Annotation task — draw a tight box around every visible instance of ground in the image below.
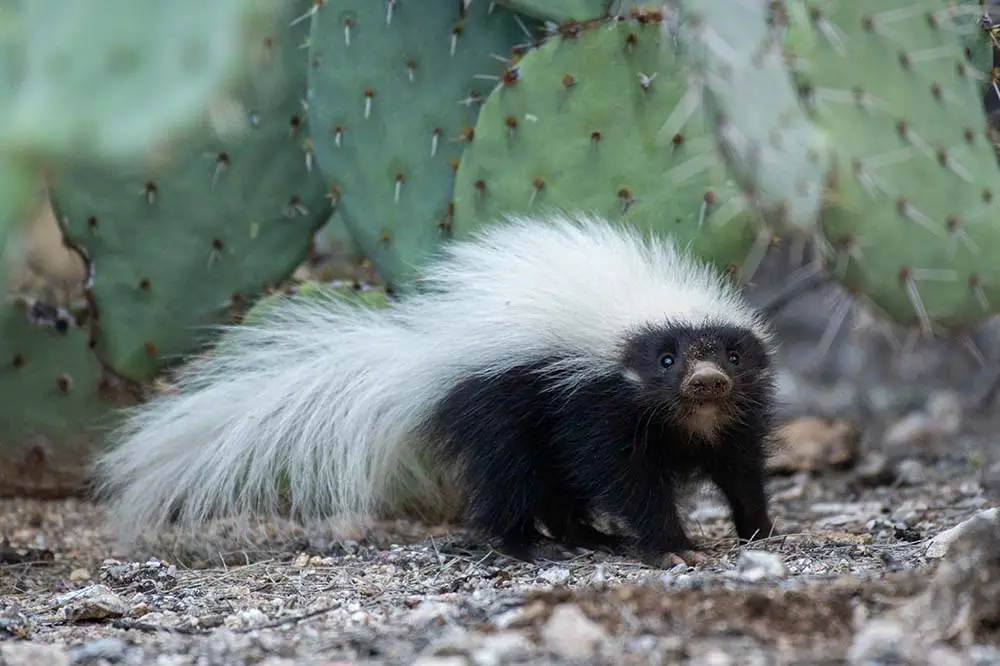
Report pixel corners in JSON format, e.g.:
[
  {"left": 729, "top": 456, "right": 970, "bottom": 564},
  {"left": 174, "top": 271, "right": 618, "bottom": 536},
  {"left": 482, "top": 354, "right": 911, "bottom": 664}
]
[{"left": 2, "top": 443, "right": 999, "bottom": 665}]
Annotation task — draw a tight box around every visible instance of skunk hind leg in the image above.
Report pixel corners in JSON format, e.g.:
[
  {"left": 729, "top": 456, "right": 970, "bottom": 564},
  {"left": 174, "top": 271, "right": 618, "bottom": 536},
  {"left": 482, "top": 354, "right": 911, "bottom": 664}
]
[{"left": 455, "top": 438, "right": 550, "bottom": 562}]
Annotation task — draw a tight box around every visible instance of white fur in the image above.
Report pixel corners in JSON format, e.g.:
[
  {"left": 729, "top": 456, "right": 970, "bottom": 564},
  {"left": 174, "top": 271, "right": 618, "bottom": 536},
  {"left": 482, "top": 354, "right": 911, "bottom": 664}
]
[{"left": 92, "top": 210, "right": 772, "bottom": 542}]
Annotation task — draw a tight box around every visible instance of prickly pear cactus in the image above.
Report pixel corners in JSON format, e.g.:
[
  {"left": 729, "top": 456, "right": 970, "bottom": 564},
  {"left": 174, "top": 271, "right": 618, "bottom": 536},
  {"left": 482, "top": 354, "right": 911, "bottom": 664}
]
[
  {"left": 670, "top": 0, "right": 831, "bottom": 236},
  {"left": 785, "top": 0, "right": 1000, "bottom": 332},
  {"left": 495, "top": 0, "right": 617, "bottom": 23},
  {"left": 1, "top": 0, "right": 281, "bottom": 163},
  {"left": 50, "top": 1, "right": 331, "bottom": 382},
  {"left": 306, "top": 0, "right": 542, "bottom": 289},
  {"left": 0, "top": 296, "right": 132, "bottom": 497},
  {"left": 452, "top": 13, "right": 762, "bottom": 275}
]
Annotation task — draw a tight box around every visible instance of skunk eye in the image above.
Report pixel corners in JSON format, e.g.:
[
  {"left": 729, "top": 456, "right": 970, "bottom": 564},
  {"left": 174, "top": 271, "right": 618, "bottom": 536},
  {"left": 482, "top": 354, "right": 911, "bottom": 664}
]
[
  {"left": 659, "top": 353, "right": 675, "bottom": 368},
  {"left": 727, "top": 351, "right": 740, "bottom": 365}
]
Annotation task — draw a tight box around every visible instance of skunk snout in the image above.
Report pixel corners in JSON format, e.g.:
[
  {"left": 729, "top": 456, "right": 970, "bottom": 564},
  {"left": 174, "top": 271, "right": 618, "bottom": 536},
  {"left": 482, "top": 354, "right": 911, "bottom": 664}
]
[{"left": 681, "top": 361, "right": 732, "bottom": 400}]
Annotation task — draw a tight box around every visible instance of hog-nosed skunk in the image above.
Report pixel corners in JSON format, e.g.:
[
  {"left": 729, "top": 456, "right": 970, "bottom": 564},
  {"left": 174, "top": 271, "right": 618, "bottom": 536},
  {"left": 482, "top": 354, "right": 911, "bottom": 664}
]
[{"left": 92, "top": 211, "right": 779, "bottom": 565}]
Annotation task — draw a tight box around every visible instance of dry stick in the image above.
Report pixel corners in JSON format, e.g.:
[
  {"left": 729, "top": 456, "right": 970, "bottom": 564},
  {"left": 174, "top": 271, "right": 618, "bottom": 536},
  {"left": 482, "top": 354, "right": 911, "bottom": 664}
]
[{"left": 757, "top": 269, "right": 831, "bottom": 317}]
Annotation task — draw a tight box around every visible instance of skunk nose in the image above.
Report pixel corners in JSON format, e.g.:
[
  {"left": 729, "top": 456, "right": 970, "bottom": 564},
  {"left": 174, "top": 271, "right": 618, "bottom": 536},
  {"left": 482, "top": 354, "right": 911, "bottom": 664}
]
[{"left": 683, "top": 362, "right": 732, "bottom": 399}]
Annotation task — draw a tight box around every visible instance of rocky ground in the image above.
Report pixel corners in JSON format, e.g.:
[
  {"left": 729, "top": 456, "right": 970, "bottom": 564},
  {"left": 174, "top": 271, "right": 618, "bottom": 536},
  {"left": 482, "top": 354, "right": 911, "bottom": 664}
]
[{"left": 2, "top": 442, "right": 1000, "bottom": 665}]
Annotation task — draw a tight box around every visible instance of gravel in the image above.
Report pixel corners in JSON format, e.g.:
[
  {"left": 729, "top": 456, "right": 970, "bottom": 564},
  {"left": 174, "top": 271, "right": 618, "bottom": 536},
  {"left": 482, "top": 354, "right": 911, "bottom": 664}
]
[{"left": 2, "top": 447, "right": 999, "bottom": 665}]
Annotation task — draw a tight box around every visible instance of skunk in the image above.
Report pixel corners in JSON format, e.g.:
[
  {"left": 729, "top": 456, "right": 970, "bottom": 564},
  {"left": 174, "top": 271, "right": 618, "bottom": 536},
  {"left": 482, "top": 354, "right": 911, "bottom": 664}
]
[{"left": 92, "top": 211, "right": 779, "bottom": 565}]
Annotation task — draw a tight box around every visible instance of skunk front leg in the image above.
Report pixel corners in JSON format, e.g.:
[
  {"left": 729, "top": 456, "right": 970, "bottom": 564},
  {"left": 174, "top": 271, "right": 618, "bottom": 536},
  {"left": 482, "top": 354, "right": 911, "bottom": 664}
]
[{"left": 704, "top": 440, "right": 774, "bottom": 543}]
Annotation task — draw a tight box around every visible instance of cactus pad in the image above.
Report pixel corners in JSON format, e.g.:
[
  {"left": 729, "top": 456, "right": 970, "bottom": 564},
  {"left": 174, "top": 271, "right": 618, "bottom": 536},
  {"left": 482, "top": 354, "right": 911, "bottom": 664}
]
[
  {"left": 786, "top": 0, "right": 1000, "bottom": 332},
  {"left": 0, "top": 296, "right": 131, "bottom": 497},
  {"left": 2, "top": 0, "right": 280, "bottom": 163},
  {"left": 671, "top": 0, "right": 831, "bottom": 236},
  {"left": 51, "top": 3, "right": 331, "bottom": 381},
  {"left": 306, "top": 0, "right": 541, "bottom": 288},
  {"left": 452, "top": 14, "right": 762, "bottom": 275}
]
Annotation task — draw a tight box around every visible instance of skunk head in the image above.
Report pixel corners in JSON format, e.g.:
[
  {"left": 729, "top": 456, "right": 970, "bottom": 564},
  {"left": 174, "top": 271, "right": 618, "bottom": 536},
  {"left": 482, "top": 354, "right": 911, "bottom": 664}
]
[{"left": 621, "top": 320, "right": 776, "bottom": 440}]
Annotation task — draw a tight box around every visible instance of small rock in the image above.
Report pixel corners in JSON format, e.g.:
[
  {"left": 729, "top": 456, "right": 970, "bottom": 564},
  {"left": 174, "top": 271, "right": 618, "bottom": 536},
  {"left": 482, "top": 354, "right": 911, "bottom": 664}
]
[
  {"left": 495, "top": 600, "right": 547, "bottom": 629},
  {"left": 847, "top": 619, "right": 913, "bottom": 665},
  {"left": 54, "top": 584, "right": 127, "bottom": 622},
  {"left": 591, "top": 564, "right": 607, "bottom": 588},
  {"left": 412, "top": 657, "right": 469, "bottom": 666},
  {"left": 926, "top": 508, "right": 1000, "bottom": 559},
  {"left": 768, "top": 417, "right": 861, "bottom": 473},
  {"left": 697, "top": 649, "right": 736, "bottom": 666},
  {"left": 195, "top": 614, "right": 224, "bottom": 629},
  {"left": 733, "top": 550, "right": 788, "bottom": 582},
  {"left": 407, "top": 601, "right": 453, "bottom": 628},
  {"left": 883, "top": 391, "right": 962, "bottom": 455},
  {"left": 537, "top": 566, "right": 570, "bottom": 585},
  {"left": 894, "top": 459, "right": 926, "bottom": 486},
  {"left": 969, "top": 646, "right": 1000, "bottom": 665},
  {"left": 926, "top": 391, "right": 962, "bottom": 436},
  {"left": 129, "top": 602, "right": 153, "bottom": 618},
  {"left": 470, "top": 632, "right": 533, "bottom": 666},
  {"left": 69, "top": 568, "right": 91, "bottom": 582},
  {"left": 224, "top": 608, "right": 268, "bottom": 630},
  {"left": 541, "top": 604, "right": 607, "bottom": 660},
  {"left": 923, "top": 645, "right": 968, "bottom": 666},
  {"left": 848, "top": 620, "right": 966, "bottom": 666},
  {"left": 0, "top": 643, "right": 70, "bottom": 666},
  {"left": 68, "top": 637, "right": 127, "bottom": 664},
  {"left": 854, "top": 452, "right": 894, "bottom": 487},
  {"left": 814, "top": 514, "right": 855, "bottom": 528},
  {"left": 883, "top": 413, "right": 933, "bottom": 450}
]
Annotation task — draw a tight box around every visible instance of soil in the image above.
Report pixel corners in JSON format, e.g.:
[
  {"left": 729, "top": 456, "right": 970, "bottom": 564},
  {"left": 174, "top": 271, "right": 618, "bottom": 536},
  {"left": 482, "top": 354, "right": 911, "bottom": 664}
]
[{"left": 1, "top": 449, "right": 998, "bottom": 665}]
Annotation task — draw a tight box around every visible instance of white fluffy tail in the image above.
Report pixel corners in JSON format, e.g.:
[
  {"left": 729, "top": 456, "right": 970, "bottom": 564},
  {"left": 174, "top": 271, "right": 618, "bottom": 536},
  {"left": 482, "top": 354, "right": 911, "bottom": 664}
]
[
  {"left": 94, "top": 210, "right": 768, "bottom": 542},
  {"left": 92, "top": 290, "right": 455, "bottom": 541}
]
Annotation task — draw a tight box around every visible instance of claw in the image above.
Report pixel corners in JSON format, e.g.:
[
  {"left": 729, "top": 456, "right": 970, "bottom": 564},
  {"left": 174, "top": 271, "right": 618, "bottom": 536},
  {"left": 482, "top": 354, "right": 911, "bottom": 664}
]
[
  {"left": 671, "top": 550, "right": 708, "bottom": 567},
  {"left": 644, "top": 549, "right": 708, "bottom": 569}
]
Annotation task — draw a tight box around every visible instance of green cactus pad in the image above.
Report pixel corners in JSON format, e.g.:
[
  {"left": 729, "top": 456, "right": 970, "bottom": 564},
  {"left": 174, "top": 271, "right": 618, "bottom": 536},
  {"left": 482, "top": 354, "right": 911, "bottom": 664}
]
[
  {"left": 51, "top": 2, "right": 331, "bottom": 381},
  {"left": 786, "top": 0, "right": 1000, "bottom": 331},
  {"left": 495, "top": 0, "right": 617, "bottom": 24},
  {"left": 670, "top": 0, "right": 831, "bottom": 237},
  {"left": 306, "top": 0, "right": 542, "bottom": 289},
  {"left": 452, "top": 15, "right": 762, "bottom": 275},
  {"left": 2, "top": 0, "right": 280, "bottom": 163},
  {"left": 0, "top": 296, "right": 130, "bottom": 497}
]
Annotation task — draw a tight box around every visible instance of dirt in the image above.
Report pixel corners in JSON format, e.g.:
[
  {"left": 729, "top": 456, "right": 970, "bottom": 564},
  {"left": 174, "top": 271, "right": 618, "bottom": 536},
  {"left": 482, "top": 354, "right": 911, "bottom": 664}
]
[{"left": 1, "top": 448, "right": 998, "bottom": 665}]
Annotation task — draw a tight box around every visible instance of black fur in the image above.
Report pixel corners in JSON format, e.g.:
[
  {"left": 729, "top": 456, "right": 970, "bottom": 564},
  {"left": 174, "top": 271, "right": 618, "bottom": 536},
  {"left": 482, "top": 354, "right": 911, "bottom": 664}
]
[{"left": 422, "top": 322, "right": 778, "bottom": 564}]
